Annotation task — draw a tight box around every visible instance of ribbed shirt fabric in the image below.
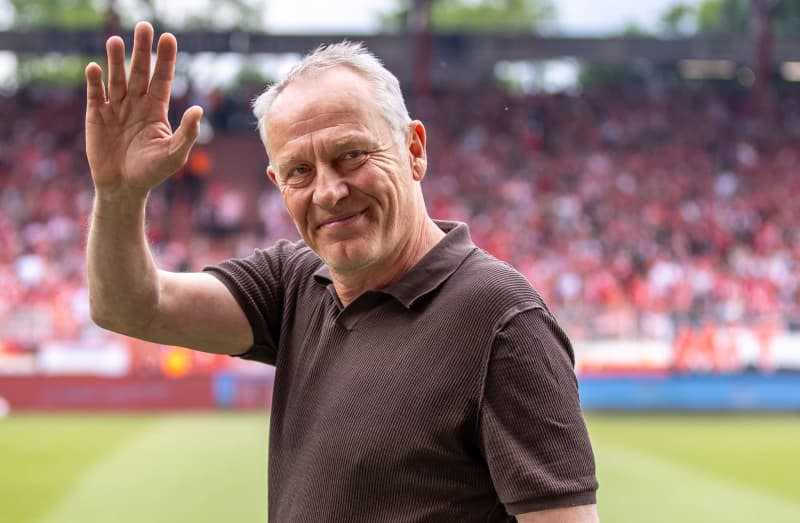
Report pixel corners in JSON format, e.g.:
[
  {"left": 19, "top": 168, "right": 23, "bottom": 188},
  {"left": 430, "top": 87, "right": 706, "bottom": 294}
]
[{"left": 205, "top": 220, "right": 597, "bottom": 522}]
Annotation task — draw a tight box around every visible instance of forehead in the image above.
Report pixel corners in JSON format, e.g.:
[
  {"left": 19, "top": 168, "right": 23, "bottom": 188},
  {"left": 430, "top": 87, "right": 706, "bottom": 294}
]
[{"left": 266, "top": 67, "right": 389, "bottom": 154}]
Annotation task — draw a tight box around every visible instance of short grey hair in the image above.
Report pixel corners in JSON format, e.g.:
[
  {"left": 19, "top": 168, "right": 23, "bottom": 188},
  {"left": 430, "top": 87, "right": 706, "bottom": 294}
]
[{"left": 252, "top": 41, "right": 412, "bottom": 157}]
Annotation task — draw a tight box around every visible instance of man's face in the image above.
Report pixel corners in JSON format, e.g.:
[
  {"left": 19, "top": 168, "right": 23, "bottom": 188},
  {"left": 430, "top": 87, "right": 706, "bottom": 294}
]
[{"left": 265, "top": 67, "right": 424, "bottom": 275}]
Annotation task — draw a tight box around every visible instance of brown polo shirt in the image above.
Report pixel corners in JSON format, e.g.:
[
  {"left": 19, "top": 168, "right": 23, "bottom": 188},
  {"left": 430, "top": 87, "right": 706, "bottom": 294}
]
[{"left": 205, "top": 220, "right": 597, "bottom": 522}]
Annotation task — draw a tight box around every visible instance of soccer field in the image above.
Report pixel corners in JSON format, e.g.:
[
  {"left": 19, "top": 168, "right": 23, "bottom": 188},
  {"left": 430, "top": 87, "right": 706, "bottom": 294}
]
[{"left": 1, "top": 413, "right": 798, "bottom": 522}]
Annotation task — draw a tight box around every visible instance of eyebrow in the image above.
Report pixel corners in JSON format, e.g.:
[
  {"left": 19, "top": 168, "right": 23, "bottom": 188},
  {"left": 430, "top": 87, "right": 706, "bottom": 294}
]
[
  {"left": 276, "top": 133, "right": 378, "bottom": 172},
  {"left": 277, "top": 155, "right": 308, "bottom": 170},
  {"left": 330, "top": 133, "right": 377, "bottom": 152}
]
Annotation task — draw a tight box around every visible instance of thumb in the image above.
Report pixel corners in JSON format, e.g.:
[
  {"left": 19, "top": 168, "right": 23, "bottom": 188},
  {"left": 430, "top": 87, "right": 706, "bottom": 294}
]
[{"left": 170, "top": 105, "right": 204, "bottom": 163}]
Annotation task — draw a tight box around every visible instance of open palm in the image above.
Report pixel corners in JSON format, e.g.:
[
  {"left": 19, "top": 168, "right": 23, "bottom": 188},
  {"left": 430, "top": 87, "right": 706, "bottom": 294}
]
[{"left": 85, "top": 22, "right": 202, "bottom": 196}]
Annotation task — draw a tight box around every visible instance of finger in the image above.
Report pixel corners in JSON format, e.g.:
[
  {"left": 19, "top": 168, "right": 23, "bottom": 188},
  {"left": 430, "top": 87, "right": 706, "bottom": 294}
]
[
  {"left": 85, "top": 62, "right": 107, "bottom": 108},
  {"left": 128, "top": 21, "right": 154, "bottom": 97},
  {"left": 149, "top": 32, "right": 177, "bottom": 104},
  {"left": 170, "top": 106, "right": 204, "bottom": 164},
  {"left": 106, "top": 36, "right": 127, "bottom": 103}
]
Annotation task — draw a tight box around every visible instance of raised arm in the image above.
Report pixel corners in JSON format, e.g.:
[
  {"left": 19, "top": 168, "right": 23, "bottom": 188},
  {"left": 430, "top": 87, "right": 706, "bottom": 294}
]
[{"left": 86, "top": 22, "right": 251, "bottom": 355}]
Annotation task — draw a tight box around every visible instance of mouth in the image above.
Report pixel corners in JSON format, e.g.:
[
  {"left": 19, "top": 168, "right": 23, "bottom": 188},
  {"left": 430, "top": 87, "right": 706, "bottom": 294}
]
[{"left": 316, "top": 209, "right": 367, "bottom": 230}]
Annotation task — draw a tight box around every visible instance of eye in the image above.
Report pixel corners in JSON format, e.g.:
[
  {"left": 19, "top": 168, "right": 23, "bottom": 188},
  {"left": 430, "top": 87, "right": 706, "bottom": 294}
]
[
  {"left": 339, "top": 150, "right": 367, "bottom": 169},
  {"left": 283, "top": 165, "right": 314, "bottom": 187}
]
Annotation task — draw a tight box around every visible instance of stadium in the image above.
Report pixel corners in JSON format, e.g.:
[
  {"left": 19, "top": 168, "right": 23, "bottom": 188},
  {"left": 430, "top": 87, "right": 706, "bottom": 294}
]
[{"left": 1, "top": 0, "right": 799, "bottom": 521}]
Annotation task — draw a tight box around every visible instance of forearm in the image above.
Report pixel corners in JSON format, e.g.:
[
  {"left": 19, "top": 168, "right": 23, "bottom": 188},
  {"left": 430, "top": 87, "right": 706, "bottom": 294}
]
[
  {"left": 517, "top": 504, "right": 599, "bottom": 523},
  {"left": 83, "top": 23, "right": 244, "bottom": 350},
  {"left": 87, "top": 187, "right": 160, "bottom": 335}
]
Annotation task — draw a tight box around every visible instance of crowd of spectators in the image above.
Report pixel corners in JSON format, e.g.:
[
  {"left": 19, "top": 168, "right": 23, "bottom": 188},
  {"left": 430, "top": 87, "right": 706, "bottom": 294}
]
[
  {"left": 1, "top": 76, "right": 798, "bottom": 365},
  {"left": 416, "top": 82, "right": 800, "bottom": 340}
]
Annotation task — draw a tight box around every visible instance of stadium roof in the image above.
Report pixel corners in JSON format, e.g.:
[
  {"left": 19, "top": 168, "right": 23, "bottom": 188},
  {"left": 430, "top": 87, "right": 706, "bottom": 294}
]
[{"left": 3, "top": 29, "right": 800, "bottom": 82}]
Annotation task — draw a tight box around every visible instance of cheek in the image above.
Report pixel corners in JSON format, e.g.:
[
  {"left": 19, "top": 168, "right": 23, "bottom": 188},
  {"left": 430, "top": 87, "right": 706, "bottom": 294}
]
[
  {"left": 282, "top": 189, "right": 309, "bottom": 226},
  {"left": 369, "top": 152, "right": 404, "bottom": 178},
  {"left": 363, "top": 158, "right": 408, "bottom": 204}
]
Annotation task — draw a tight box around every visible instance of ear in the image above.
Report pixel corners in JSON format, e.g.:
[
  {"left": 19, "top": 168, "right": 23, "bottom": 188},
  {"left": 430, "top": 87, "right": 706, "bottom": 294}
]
[
  {"left": 407, "top": 120, "right": 427, "bottom": 181},
  {"left": 266, "top": 165, "right": 279, "bottom": 186}
]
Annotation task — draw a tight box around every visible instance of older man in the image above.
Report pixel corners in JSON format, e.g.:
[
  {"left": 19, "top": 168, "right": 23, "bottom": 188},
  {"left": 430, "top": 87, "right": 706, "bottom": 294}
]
[{"left": 85, "top": 22, "right": 598, "bottom": 522}]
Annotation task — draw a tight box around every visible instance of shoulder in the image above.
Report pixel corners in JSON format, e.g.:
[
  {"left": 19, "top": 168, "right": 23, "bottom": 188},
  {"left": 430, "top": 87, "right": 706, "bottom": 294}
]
[
  {"left": 203, "top": 238, "right": 325, "bottom": 304},
  {"left": 251, "top": 238, "right": 320, "bottom": 270},
  {"left": 454, "top": 247, "right": 548, "bottom": 313},
  {"left": 424, "top": 246, "right": 555, "bottom": 344},
  {"left": 214, "top": 238, "right": 321, "bottom": 279}
]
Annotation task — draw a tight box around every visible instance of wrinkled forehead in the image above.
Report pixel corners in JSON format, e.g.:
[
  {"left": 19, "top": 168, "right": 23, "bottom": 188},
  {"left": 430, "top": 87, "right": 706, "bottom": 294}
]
[
  {"left": 266, "top": 67, "right": 385, "bottom": 137},
  {"left": 263, "top": 68, "right": 406, "bottom": 166}
]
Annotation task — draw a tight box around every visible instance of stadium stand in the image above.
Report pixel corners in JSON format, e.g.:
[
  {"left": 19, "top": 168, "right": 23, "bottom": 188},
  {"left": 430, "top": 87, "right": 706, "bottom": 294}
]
[{"left": 1, "top": 78, "right": 799, "bottom": 376}]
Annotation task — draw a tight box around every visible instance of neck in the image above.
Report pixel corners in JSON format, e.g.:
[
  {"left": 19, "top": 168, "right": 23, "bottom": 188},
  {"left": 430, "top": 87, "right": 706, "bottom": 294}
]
[{"left": 332, "top": 217, "right": 445, "bottom": 306}]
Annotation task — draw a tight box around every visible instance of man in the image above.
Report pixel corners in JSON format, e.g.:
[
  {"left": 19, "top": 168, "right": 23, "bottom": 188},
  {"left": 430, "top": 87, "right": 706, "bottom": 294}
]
[{"left": 85, "top": 22, "right": 599, "bottom": 522}]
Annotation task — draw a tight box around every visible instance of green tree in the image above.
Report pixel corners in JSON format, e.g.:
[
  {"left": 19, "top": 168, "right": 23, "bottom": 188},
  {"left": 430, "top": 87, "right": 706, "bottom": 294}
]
[
  {"left": 7, "top": 0, "right": 266, "bottom": 30},
  {"left": 696, "top": 0, "right": 749, "bottom": 34},
  {"left": 7, "top": 0, "right": 106, "bottom": 86},
  {"left": 661, "top": 3, "right": 698, "bottom": 36},
  {"left": 5, "top": 0, "right": 267, "bottom": 88},
  {"left": 659, "top": 0, "right": 800, "bottom": 37},
  {"left": 658, "top": 0, "right": 749, "bottom": 36},
  {"left": 619, "top": 22, "right": 655, "bottom": 37},
  {"left": 381, "top": 0, "right": 555, "bottom": 33},
  {"left": 150, "top": 0, "right": 264, "bottom": 31},
  {"left": 8, "top": 0, "right": 105, "bottom": 28}
]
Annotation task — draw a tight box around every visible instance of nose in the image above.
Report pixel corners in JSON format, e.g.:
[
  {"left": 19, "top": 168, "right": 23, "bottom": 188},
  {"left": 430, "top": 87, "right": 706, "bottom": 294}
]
[{"left": 312, "top": 163, "right": 349, "bottom": 209}]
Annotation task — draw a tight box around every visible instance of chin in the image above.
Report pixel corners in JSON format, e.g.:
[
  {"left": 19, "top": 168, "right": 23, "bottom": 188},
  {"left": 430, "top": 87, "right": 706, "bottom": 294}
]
[{"left": 320, "top": 241, "right": 380, "bottom": 273}]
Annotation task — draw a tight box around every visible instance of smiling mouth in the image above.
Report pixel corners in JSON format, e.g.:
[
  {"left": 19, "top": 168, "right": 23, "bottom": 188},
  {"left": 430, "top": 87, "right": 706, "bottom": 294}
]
[{"left": 317, "top": 210, "right": 366, "bottom": 230}]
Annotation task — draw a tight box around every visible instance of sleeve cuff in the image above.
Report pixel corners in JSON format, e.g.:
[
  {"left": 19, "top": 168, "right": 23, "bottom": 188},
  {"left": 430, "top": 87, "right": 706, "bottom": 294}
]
[
  {"left": 203, "top": 266, "right": 277, "bottom": 364},
  {"left": 505, "top": 490, "right": 597, "bottom": 515}
]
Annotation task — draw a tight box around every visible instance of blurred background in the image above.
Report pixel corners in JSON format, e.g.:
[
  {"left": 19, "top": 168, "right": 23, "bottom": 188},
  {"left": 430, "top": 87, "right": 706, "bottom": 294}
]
[{"left": 1, "top": 1, "right": 799, "bottom": 522}]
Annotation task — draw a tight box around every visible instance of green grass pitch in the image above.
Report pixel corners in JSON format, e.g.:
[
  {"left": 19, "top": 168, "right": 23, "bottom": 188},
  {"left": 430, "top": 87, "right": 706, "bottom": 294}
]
[{"left": 1, "top": 412, "right": 798, "bottom": 522}]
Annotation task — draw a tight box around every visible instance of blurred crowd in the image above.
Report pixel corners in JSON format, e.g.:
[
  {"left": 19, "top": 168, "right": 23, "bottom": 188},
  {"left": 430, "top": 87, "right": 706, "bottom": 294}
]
[
  {"left": 417, "top": 83, "right": 800, "bottom": 341},
  {"left": 1, "top": 78, "right": 799, "bottom": 361}
]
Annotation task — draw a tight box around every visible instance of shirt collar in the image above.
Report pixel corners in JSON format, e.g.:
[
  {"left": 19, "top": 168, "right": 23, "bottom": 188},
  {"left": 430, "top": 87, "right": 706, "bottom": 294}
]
[{"left": 312, "top": 220, "right": 476, "bottom": 309}]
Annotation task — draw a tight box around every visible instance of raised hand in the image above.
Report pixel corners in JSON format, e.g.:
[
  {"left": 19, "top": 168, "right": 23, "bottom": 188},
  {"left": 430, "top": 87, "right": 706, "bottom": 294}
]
[{"left": 85, "top": 21, "right": 202, "bottom": 197}]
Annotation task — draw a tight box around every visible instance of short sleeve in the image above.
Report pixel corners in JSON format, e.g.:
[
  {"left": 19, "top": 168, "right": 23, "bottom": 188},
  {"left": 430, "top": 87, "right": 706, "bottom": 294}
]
[
  {"left": 203, "top": 240, "right": 297, "bottom": 365},
  {"left": 479, "top": 304, "right": 598, "bottom": 514}
]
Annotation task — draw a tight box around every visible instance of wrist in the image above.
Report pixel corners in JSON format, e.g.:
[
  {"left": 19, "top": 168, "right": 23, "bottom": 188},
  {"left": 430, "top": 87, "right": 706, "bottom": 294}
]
[
  {"left": 93, "top": 183, "right": 150, "bottom": 205},
  {"left": 92, "top": 185, "right": 151, "bottom": 224}
]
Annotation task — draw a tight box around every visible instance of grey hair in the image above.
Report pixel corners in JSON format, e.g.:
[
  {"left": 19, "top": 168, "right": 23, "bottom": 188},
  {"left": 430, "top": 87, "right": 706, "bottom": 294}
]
[{"left": 252, "top": 41, "right": 412, "bottom": 158}]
